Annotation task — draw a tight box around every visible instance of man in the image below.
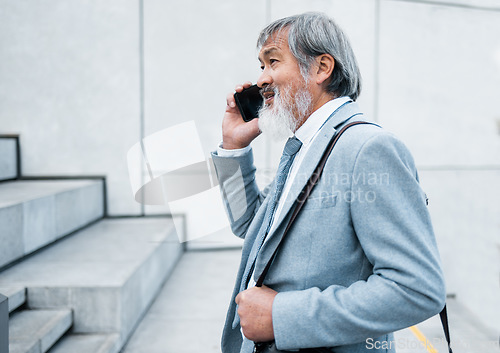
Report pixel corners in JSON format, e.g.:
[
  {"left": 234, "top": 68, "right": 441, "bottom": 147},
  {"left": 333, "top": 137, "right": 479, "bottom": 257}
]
[{"left": 212, "top": 12, "right": 446, "bottom": 353}]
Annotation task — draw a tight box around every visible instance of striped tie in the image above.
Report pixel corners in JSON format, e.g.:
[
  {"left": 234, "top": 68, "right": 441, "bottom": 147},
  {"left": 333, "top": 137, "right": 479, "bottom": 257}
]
[{"left": 241, "top": 136, "right": 302, "bottom": 290}]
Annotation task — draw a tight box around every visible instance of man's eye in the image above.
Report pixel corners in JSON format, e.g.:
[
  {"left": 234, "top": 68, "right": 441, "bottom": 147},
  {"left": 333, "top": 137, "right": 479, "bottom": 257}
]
[{"left": 260, "top": 59, "right": 278, "bottom": 71}]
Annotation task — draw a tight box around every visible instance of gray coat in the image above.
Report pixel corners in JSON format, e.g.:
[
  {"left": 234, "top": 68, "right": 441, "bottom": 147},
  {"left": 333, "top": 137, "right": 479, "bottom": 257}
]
[{"left": 212, "top": 101, "right": 446, "bottom": 352}]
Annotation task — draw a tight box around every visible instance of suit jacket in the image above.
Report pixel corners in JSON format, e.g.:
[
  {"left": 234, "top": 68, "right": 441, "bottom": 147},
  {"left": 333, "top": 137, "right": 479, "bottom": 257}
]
[{"left": 212, "top": 101, "right": 446, "bottom": 352}]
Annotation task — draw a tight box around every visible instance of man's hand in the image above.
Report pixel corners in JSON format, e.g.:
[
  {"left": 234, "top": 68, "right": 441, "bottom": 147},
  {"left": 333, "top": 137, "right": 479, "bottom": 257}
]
[
  {"left": 222, "top": 82, "right": 261, "bottom": 150},
  {"left": 235, "top": 285, "right": 278, "bottom": 342}
]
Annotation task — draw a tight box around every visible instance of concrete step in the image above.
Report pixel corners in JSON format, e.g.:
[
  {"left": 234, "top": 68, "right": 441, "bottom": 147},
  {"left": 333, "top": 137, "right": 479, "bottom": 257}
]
[
  {"left": 0, "top": 285, "right": 26, "bottom": 313},
  {"left": 0, "top": 179, "right": 104, "bottom": 269},
  {"left": 48, "top": 333, "right": 120, "bottom": 353},
  {"left": 0, "top": 136, "right": 19, "bottom": 181},
  {"left": 0, "top": 217, "right": 183, "bottom": 351},
  {"left": 122, "top": 249, "right": 242, "bottom": 353},
  {"left": 9, "top": 309, "right": 72, "bottom": 353}
]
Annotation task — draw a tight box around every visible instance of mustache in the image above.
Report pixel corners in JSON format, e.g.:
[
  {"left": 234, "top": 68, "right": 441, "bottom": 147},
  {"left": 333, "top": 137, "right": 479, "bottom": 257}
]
[{"left": 260, "top": 86, "right": 277, "bottom": 97}]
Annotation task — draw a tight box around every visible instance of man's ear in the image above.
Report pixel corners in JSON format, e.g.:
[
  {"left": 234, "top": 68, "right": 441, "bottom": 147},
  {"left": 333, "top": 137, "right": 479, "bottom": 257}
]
[{"left": 315, "top": 54, "right": 335, "bottom": 86}]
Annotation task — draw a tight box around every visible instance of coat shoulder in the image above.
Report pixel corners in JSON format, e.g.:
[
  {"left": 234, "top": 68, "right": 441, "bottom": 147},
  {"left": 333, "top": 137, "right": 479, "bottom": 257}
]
[{"left": 322, "top": 120, "right": 417, "bottom": 177}]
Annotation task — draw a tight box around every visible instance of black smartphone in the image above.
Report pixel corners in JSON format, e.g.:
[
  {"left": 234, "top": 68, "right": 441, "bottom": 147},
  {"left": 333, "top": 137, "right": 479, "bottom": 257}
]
[{"left": 233, "top": 85, "right": 263, "bottom": 122}]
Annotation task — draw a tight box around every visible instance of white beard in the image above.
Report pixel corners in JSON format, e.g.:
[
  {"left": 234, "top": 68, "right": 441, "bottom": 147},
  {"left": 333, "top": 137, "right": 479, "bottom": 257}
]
[{"left": 258, "top": 84, "right": 313, "bottom": 141}]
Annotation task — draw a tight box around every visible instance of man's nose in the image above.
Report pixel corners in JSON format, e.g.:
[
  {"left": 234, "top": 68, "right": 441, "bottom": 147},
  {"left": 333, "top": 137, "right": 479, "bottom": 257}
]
[{"left": 257, "top": 70, "right": 272, "bottom": 88}]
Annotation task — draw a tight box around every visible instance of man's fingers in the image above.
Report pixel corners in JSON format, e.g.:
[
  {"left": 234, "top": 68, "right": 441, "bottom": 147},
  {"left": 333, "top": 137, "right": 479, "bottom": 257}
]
[
  {"left": 234, "top": 286, "right": 276, "bottom": 342},
  {"left": 230, "top": 82, "right": 255, "bottom": 110},
  {"left": 234, "top": 81, "right": 254, "bottom": 92},
  {"left": 226, "top": 92, "right": 236, "bottom": 108}
]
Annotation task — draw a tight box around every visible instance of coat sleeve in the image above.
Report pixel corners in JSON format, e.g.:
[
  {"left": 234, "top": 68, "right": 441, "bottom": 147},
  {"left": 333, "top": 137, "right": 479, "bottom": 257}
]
[
  {"left": 211, "top": 148, "right": 270, "bottom": 239},
  {"left": 271, "top": 132, "right": 446, "bottom": 350}
]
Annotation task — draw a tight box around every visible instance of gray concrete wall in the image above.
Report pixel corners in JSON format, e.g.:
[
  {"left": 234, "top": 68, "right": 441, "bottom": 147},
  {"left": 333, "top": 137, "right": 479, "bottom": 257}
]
[
  {"left": 0, "top": 0, "right": 498, "bottom": 331},
  {"left": 0, "top": 137, "right": 18, "bottom": 181},
  {"left": 0, "top": 0, "right": 142, "bottom": 215},
  {"left": 375, "top": 0, "right": 500, "bottom": 332}
]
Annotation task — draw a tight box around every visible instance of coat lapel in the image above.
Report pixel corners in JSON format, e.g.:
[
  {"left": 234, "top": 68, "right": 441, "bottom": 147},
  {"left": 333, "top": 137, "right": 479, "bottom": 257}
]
[{"left": 254, "top": 101, "right": 364, "bottom": 278}]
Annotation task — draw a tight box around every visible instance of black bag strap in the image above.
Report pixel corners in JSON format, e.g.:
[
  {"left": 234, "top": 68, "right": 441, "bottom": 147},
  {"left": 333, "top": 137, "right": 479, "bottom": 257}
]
[
  {"left": 440, "top": 305, "right": 453, "bottom": 353},
  {"left": 254, "top": 120, "right": 453, "bottom": 353}
]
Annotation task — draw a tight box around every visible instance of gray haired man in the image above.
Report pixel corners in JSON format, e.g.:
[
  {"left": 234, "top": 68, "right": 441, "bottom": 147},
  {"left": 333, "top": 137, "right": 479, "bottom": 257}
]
[{"left": 212, "top": 12, "right": 446, "bottom": 353}]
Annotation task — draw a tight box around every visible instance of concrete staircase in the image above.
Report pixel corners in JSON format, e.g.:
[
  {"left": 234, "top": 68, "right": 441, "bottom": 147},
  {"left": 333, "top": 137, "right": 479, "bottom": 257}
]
[{"left": 0, "top": 135, "right": 184, "bottom": 353}]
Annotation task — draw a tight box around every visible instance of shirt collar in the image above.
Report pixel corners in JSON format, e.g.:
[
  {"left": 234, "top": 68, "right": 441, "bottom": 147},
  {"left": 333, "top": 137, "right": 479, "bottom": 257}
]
[{"left": 294, "top": 96, "right": 352, "bottom": 146}]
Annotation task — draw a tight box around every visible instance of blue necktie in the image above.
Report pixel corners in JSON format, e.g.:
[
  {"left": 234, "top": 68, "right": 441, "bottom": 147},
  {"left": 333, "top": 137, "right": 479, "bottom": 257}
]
[{"left": 241, "top": 136, "right": 302, "bottom": 290}]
